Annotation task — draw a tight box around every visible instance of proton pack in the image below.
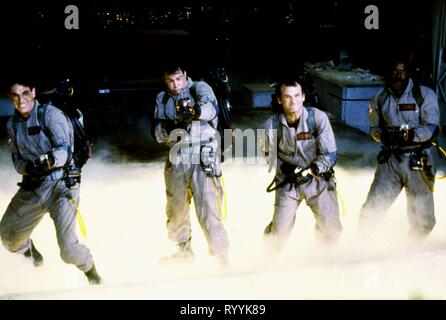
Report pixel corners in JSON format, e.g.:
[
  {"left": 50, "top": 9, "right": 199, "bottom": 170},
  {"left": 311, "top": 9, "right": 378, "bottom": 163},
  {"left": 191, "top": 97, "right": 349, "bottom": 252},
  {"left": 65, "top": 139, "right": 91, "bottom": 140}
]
[
  {"left": 38, "top": 79, "right": 92, "bottom": 170},
  {"left": 195, "top": 67, "right": 234, "bottom": 162}
]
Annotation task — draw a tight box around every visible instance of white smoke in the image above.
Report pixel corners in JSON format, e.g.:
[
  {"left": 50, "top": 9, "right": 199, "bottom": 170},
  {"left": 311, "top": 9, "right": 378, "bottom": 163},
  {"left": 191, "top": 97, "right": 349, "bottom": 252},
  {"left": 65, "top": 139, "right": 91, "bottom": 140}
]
[{"left": 1, "top": 147, "right": 446, "bottom": 299}]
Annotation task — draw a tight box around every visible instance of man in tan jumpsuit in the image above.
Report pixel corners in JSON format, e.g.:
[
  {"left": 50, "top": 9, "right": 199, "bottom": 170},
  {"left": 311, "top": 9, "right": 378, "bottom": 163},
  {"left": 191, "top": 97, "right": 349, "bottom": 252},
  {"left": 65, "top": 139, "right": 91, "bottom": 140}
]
[
  {"left": 360, "top": 60, "right": 440, "bottom": 237},
  {"left": 0, "top": 78, "right": 102, "bottom": 285},
  {"left": 263, "top": 80, "right": 342, "bottom": 254},
  {"left": 153, "top": 64, "right": 229, "bottom": 265}
]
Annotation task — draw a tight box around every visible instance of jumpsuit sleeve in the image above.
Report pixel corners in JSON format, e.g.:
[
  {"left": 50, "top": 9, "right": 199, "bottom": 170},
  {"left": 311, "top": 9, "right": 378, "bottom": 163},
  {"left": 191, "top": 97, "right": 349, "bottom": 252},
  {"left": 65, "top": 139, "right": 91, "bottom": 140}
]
[
  {"left": 153, "top": 92, "right": 171, "bottom": 145},
  {"left": 44, "top": 106, "right": 73, "bottom": 168},
  {"left": 262, "top": 117, "right": 278, "bottom": 172},
  {"left": 7, "top": 120, "right": 28, "bottom": 175},
  {"left": 413, "top": 87, "right": 440, "bottom": 143},
  {"left": 313, "top": 110, "right": 337, "bottom": 173},
  {"left": 368, "top": 96, "right": 382, "bottom": 143},
  {"left": 193, "top": 81, "right": 217, "bottom": 121}
]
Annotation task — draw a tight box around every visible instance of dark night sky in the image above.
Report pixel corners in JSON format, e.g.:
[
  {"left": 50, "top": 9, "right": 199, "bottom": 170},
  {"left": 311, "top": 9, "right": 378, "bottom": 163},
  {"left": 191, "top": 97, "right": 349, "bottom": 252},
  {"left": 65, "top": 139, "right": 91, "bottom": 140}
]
[
  {"left": 0, "top": 0, "right": 434, "bottom": 92},
  {"left": 0, "top": 0, "right": 436, "bottom": 143},
  {"left": 0, "top": 0, "right": 431, "bottom": 73}
]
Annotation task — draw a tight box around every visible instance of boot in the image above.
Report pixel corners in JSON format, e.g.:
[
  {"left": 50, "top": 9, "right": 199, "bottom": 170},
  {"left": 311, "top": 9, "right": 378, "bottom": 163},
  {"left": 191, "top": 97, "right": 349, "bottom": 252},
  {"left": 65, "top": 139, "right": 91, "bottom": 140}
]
[
  {"left": 23, "top": 240, "right": 44, "bottom": 267},
  {"left": 85, "top": 265, "right": 103, "bottom": 285},
  {"left": 159, "top": 239, "right": 195, "bottom": 265}
]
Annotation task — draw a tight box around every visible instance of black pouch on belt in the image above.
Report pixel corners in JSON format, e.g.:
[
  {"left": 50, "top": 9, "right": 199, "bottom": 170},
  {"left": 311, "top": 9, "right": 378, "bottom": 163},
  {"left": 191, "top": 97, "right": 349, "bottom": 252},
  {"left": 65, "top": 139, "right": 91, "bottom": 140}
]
[
  {"left": 409, "top": 152, "right": 424, "bottom": 171},
  {"left": 377, "top": 148, "right": 391, "bottom": 164},
  {"left": 64, "top": 165, "right": 81, "bottom": 189},
  {"left": 421, "top": 153, "right": 435, "bottom": 178}
]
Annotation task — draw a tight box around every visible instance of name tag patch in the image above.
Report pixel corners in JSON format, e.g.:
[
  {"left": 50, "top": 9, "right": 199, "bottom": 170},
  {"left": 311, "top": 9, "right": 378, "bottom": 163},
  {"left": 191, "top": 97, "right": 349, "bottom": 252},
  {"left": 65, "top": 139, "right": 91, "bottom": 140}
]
[
  {"left": 27, "top": 126, "right": 41, "bottom": 135},
  {"left": 399, "top": 103, "right": 416, "bottom": 111},
  {"left": 296, "top": 132, "right": 313, "bottom": 140}
]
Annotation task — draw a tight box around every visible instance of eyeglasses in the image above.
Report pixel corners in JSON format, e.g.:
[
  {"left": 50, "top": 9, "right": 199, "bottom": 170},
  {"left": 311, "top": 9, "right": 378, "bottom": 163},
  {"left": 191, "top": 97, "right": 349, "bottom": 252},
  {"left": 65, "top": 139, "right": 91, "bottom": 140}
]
[{"left": 9, "top": 90, "right": 32, "bottom": 101}]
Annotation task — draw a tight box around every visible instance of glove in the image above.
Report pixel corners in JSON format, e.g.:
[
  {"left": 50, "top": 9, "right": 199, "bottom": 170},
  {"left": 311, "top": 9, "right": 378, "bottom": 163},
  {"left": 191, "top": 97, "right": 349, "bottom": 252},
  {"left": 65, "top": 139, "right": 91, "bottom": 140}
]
[
  {"left": 26, "top": 153, "right": 55, "bottom": 178},
  {"left": 380, "top": 128, "right": 414, "bottom": 146},
  {"left": 295, "top": 167, "right": 311, "bottom": 185},
  {"left": 25, "top": 161, "right": 46, "bottom": 178},
  {"left": 45, "top": 152, "right": 56, "bottom": 167},
  {"left": 309, "top": 163, "right": 319, "bottom": 176},
  {"left": 379, "top": 130, "right": 397, "bottom": 146},
  {"left": 192, "top": 103, "right": 201, "bottom": 120},
  {"left": 176, "top": 107, "right": 194, "bottom": 123},
  {"left": 404, "top": 128, "right": 415, "bottom": 143},
  {"left": 295, "top": 172, "right": 310, "bottom": 185},
  {"left": 176, "top": 98, "right": 200, "bottom": 123}
]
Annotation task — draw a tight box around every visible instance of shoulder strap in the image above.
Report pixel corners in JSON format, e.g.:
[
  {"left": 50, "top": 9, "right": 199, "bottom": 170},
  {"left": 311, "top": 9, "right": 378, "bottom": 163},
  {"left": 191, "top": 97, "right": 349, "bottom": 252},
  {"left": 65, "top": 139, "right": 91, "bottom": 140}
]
[
  {"left": 37, "top": 104, "right": 51, "bottom": 139},
  {"left": 412, "top": 84, "right": 425, "bottom": 124},
  {"left": 38, "top": 104, "right": 74, "bottom": 167},
  {"left": 161, "top": 91, "right": 170, "bottom": 106},
  {"left": 412, "top": 84, "right": 425, "bottom": 109},
  {"left": 305, "top": 106, "right": 318, "bottom": 139}
]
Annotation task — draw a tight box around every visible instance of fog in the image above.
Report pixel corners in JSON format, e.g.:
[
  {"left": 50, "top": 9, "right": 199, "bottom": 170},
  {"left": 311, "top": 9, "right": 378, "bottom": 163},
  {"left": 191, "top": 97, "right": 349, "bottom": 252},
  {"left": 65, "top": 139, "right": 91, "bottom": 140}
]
[{"left": 1, "top": 141, "right": 446, "bottom": 299}]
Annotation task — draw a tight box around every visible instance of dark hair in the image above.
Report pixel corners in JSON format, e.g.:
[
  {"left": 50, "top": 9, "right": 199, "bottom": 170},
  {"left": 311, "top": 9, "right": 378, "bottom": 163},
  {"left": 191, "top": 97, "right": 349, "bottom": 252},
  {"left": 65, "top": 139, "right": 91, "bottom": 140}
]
[
  {"left": 161, "top": 59, "right": 189, "bottom": 77},
  {"left": 3, "top": 77, "right": 36, "bottom": 92},
  {"left": 273, "top": 80, "right": 303, "bottom": 98},
  {"left": 162, "top": 65, "right": 184, "bottom": 76}
]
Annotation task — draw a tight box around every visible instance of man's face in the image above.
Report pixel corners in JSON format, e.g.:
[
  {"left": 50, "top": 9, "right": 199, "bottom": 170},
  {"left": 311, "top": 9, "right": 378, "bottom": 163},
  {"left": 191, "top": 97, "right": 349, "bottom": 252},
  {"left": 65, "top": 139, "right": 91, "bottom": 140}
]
[
  {"left": 9, "top": 84, "right": 36, "bottom": 118},
  {"left": 389, "top": 62, "right": 409, "bottom": 93},
  {"left": 278, "top": 84, "right": 305, "bottom": 117},
  {"left": 163, "top": 70, "right": 188, "bottom": 95}
]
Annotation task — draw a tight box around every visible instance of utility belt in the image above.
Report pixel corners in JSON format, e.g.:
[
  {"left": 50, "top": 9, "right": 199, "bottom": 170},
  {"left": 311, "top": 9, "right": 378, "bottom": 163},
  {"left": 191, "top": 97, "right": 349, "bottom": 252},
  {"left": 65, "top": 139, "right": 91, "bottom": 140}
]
[
  {"left": 168, "top": 140, "right": 221, "bottom": 178},
  {"left": 266, "top": 162, "right": 336, "bottom": 193},
  {"left": 19, "top": 168, "right": 64, "bottom": 191},
  {"left": 377, "top": 146, "right": 434, "bottom": 177},
  {"left": 377, "top": 143, "right": 429, "bottom": 163},
  {"left": 19, "top": 166, "right": 81, "bottom": 191}
]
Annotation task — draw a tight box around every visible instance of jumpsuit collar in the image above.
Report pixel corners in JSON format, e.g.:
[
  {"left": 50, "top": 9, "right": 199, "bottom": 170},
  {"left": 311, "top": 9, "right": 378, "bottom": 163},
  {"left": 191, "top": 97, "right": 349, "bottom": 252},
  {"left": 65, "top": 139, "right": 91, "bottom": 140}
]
[
  {"left": 388, "top": 78, "right": 414, "bottom": 100},
  {"left": 279, "top": 107, "right": 309, "bottom": 132}
]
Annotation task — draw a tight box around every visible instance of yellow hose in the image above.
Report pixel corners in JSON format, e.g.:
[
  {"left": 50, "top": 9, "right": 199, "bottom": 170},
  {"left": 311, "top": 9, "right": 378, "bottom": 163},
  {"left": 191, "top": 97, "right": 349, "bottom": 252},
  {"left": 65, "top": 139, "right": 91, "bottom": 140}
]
[
  {"left": 211, "top": 175, "right": 227, "bottom": 221},
  {"left": 68, "top": 196, "right": 88, "bottom": 239},
  {"left": 432, "top": 142, "right": 446, "bottom": 180}
]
